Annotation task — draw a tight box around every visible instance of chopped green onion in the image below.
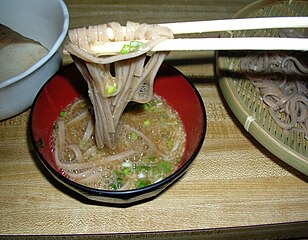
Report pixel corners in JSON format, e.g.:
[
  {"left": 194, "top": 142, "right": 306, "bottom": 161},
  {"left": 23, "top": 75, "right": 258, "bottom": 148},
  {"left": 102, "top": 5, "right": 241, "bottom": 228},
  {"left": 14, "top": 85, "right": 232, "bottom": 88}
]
[
  {"left": 167, "top": 139, "right": 174, "bottom": 149},
  {"left": 123, "top": 168, "right": 130, "bottom": 175},
  {"left": 120, "top": 45, "right": 131, "bottom": 54},
  {"left": 106, "top": 85, "right": 117, "bottom": 95},
  {"left": 115, "top": 177, "right": 123, "bottom": 188},
  {"left": 129, "top": 132, "right": 137, "bottom": 141},
  {"left": 109, "top": 183, "right": 118, "bottom": 190},
  {"left": 59, "top": 111, "right": 66, "bottom": 118},
  {"left": 110, "top": 170, "right": 127, "bottom": 189},
  {"left": 143, "top": 100, "right": 158, "bottom": 111},
  {"left": 136, "top": 179, "right": 151, "bottom": 188},
  {"left": 113, "top": 169, "right": 122, "bottom": 177},
  {"left": 158, "top": 160, "right": 171, "bottom": 174},
  {"left": 143, "top": 119, "right": 151, "bottom": 126},
  {"left": 143, "top": 104, "right": 150, "bottom": 111},
  {"left": 135, "top": 165, "right": 150, "bottom": 173},
  {"left": 130, "top": 41, "right": 143, "bottom": 47},
  {"left": 120, "top": 41, "right": 144, "bottom": 54}
]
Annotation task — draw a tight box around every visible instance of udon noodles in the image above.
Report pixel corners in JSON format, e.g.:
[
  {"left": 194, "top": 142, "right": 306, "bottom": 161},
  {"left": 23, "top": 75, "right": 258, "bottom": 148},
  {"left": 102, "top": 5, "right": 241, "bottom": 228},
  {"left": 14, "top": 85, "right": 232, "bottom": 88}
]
[
  {"left": 240, "top": 51, "right": 308, "bottom": 139},
  {"left": 53, "top": 22, "right": 186, "bottom": 190}
]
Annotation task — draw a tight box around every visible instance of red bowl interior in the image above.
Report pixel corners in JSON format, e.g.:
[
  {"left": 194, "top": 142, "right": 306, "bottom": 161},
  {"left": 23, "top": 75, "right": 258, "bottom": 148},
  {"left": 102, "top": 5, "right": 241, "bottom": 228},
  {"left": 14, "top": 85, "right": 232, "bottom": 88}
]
[{"left": 30, "top": 63, "right": 206, "bottom": 180}]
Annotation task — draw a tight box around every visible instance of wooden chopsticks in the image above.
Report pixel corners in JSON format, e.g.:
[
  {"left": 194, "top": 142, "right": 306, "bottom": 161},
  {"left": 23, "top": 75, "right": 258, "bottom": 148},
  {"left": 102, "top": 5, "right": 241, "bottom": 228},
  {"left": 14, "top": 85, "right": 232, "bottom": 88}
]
[
  {"left": 88, "top": 17, "right": 308, "bottom": 55},
  {"left": 158, "top": 17, "right": 308, "bottom": 34}
]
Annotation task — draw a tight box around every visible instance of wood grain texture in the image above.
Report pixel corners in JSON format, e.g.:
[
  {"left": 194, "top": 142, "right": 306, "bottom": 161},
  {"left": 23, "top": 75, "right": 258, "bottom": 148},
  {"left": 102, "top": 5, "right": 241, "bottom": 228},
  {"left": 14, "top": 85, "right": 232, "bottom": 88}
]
[{"left": 0, "top": 0, "right": 308, "bottom": 238}]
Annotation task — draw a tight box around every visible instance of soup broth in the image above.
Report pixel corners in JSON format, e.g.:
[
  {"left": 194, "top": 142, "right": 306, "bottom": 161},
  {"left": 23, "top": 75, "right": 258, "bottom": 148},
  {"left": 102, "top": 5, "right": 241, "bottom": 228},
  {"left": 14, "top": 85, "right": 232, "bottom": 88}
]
[{"left": 52, "top": 95, "right": 186, "bottom": 190}]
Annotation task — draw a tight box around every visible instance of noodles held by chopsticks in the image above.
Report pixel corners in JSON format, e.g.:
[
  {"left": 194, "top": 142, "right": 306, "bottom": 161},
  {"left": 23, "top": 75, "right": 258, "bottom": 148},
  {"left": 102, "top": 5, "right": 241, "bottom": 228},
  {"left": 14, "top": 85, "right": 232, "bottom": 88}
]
[{"left": 65, "top": 21, "right": 173, "bottom": 149}]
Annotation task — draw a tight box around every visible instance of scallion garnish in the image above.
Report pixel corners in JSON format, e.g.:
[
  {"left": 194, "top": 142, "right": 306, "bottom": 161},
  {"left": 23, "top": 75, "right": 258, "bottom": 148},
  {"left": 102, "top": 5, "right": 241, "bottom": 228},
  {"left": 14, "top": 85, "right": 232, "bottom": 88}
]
[
  {"left": 143, "top": 119, "right": 151, "bottom": 126},
  {"left": 158, "top": 160, "right": 171, "bottom": 174},
  {"left": 106, "top": 85, "right": 117, "bottom": 95},
  {"left": 167, "top": 139, "right": 174, "bottom": 149},
  {"left": 59, "top": 111, "right": 66, "bottom": 118},
  {"left": 129, "top": 132, "right": 138, "bottom": 141},
  {"left": 120, "top": 41, "right": 144, "bottom": 54}
]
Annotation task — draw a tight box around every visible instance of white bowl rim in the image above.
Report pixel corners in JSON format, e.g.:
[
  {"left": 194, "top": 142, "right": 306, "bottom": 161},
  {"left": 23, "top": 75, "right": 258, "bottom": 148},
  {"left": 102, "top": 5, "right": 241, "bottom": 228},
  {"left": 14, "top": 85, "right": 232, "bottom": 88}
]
[{"left": 0, "top": 0, "right": 69, "bottom": 89}]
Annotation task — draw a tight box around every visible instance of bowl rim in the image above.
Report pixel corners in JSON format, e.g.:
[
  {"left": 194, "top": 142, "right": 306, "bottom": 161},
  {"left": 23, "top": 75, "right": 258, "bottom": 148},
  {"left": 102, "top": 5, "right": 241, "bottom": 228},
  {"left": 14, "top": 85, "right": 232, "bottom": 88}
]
[
  {"left": 29, "top": 62, "right": 207, "bottom": 200},
  {"left": 0, "top": 0, "right": 69, "bottom": 89}
]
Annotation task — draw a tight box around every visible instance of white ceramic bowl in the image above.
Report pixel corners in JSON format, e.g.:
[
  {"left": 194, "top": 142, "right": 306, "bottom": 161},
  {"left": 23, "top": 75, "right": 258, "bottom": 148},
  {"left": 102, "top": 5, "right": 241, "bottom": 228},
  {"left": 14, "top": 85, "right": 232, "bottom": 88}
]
[{"left": 0, "top": 0, "right": 69, "bottom": 120}]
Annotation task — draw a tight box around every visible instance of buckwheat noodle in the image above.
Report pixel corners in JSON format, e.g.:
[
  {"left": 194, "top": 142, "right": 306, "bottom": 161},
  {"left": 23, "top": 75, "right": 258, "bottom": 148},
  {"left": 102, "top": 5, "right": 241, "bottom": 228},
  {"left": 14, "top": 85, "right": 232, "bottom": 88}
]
[
  {"left": 240, "top": 51, "right": 308, "bottom": 140},
  {"left": 65, "top": 21, "right": 173, "bottom": 149}
]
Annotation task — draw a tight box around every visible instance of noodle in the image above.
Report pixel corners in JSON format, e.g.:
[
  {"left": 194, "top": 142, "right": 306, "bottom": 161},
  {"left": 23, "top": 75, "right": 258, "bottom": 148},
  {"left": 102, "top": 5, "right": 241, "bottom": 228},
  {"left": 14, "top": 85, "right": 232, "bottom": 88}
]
[
  {"left": 83, "top": 146, "right": 97, "bottom": 159},
  {"left": 52, "top": 96, "right": 186, "bottom": 190},
  {"left": 54, "top": 21, "right": 185, "bottom": 190},
  {"left": 82, "top": 120, "right": 94, "bottom": 142},
  {"left": 65, "top": 21, "right": 173, "bottom": 149},
  {"left": 240, "top": 51, "right": 308, "bottom": 139}
]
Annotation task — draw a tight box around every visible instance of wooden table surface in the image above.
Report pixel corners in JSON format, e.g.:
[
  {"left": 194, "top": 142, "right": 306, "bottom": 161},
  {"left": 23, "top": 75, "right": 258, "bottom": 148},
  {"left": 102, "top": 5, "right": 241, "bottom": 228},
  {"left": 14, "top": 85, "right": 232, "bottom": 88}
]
[{"left": 1, "top": 0, "right": 308, "bottom": 239}]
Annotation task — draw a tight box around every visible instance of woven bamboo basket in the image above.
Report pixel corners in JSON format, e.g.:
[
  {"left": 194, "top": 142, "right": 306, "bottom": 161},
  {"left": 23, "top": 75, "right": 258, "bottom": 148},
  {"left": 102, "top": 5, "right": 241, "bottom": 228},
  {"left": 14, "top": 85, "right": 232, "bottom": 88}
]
[{"left": 217, "top": 0, "right": 308, "bottom": 175}]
